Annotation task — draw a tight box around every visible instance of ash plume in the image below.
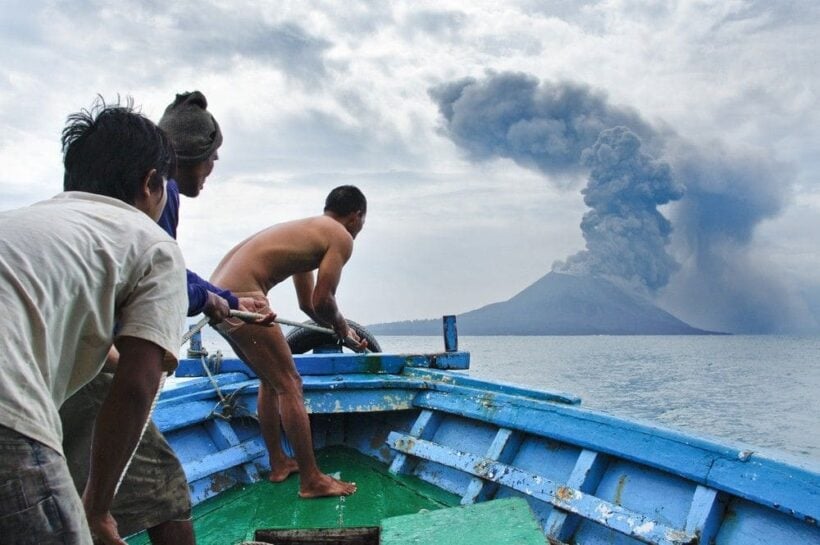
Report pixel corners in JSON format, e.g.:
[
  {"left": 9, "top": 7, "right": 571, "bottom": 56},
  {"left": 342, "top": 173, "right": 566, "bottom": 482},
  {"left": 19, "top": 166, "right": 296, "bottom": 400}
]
[
  {"left": 429, "top": 72, "right": 681, "bottom": 293},
  {"left": 555, "top": 127, "right": 683, "bottom": 291},
  {"left": 429, "top": 71, "right": 807, "bottom": 332},
  {"left": 429, "top": 73, "right": 657, "bottom": 177},
  {"left": 659, "top": 142, "right": 810, "bottom": 333}
]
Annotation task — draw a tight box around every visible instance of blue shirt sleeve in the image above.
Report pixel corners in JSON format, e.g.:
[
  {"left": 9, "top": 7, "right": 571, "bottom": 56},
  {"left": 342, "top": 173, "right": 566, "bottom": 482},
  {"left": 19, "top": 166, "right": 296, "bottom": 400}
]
[
  {"left": 186, "top": 270, "right": 239, "bottom": 316},
  {"left": 159, "top": 180, "right": 239, "bottom": 316}
]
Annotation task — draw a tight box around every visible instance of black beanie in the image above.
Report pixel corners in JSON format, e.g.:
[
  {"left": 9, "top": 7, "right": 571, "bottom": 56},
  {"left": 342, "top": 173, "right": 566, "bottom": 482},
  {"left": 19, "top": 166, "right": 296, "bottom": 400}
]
[{"left": 158, "top": 91, "right": 223, "bottom": 165}]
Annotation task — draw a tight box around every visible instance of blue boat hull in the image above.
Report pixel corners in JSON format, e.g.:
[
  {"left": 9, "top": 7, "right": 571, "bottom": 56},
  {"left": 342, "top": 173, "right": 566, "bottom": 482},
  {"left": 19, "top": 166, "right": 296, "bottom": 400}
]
[{"left": 154, "top": 342, "right": 819, "bottom": 545}]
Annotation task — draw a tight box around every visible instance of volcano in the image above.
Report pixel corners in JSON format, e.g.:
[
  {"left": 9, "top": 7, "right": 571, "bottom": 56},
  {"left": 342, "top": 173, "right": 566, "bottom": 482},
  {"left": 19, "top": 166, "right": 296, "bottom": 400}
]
[{"left": 367, "top": 272, "right": 716, "bottom": 335}]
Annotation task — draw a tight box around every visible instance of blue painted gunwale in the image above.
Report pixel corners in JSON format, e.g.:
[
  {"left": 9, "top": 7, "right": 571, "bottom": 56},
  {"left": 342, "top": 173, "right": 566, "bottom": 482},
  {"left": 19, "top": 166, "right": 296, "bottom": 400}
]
[{"left": 158, "top": 346, "right": 820, "bottom": 545}]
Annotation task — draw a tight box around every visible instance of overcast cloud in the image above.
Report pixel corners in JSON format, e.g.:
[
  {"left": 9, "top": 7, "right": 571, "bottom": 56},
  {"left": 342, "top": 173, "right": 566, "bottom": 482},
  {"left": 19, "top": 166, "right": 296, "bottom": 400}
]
[{"left": 1, "top": 1, "right": 818, "bottom": 333}]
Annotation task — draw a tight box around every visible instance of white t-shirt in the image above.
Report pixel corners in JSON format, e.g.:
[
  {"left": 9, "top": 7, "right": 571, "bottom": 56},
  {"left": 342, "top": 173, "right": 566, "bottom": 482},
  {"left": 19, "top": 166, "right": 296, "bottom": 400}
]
[{"left": 0, "top": 192, "right": 187, "bottom": 454}]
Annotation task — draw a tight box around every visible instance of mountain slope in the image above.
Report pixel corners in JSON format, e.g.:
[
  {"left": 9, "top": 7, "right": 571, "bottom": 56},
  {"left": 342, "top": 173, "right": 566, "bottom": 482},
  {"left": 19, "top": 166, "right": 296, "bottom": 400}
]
[{"left": 368, "top": 272, "right": 714, "bottom": 335}]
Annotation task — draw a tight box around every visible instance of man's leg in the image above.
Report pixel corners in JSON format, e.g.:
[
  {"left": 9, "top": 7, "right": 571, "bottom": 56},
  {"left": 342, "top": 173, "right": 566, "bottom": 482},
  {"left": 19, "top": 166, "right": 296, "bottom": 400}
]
[
  {"left": 0, "top": 425, "right": 92, "bottom": 545},
  {"left": 107, "top": 419, "right": 193, "bottom": 544},
  {"left": 257, "top": 382, "right": 299, "bottom": 482},
  {"left": 225, "top": 322, "right": 356, "bottom": 497},
  {"left": 219, "top": 328, "right": 298, "bottom": 482},
  {"left": 61, "top": 374, "right": 194, "bottom": 545},
  {"left": 146, "top": 519, "right": 195, "bottom": 544}
]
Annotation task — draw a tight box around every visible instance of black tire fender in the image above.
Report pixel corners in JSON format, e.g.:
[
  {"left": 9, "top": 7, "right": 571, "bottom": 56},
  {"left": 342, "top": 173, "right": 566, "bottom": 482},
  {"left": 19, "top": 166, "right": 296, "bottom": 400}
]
[{"left": 285, "top": 320, "right": 382, "bottom": 354}]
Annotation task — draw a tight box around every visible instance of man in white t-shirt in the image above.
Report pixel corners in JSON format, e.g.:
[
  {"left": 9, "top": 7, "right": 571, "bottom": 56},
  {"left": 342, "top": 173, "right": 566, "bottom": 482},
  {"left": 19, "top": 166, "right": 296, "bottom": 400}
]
[{"left": 0, "top": 99, "right": 187, "bottom": 545}]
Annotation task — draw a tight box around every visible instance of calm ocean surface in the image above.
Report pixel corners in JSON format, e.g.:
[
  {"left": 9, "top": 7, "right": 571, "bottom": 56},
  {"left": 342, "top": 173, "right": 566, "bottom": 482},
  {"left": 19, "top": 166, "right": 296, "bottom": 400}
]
[{"left": 193, "top": 330, "right": 820, "bottom": 464}]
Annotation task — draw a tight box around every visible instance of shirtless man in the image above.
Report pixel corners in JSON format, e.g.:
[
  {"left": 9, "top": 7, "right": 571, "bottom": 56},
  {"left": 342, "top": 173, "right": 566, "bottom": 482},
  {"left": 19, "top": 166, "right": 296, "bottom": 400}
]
[{"left": 210, "top": 185, "right": 367, "bottom": 498}]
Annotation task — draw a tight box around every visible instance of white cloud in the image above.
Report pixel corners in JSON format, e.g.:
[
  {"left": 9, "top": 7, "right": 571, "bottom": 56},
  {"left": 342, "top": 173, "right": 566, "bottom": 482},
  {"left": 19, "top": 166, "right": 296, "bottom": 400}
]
[{"left": 1, "top": 0, "right": 818, "bottom": 330}]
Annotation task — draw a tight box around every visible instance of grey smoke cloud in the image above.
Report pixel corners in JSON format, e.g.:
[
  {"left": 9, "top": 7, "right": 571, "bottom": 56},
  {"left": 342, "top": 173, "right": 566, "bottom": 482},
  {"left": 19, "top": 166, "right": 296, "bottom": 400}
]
[
  {"left": 670, "top": 142, "right": 785, "bottom": 249},
  {"left": 429, "top": 71, "right": 804, "bottom": 332},
  {"left": 429, "top": 73, "right": 659, "bottom": 177},
  {"left": 429, "top": 72, "right": 679, "bottom": 293},
  {"left": 658, "top": 142, "right": 809, "bottom": 333},
  {"left": 556, "top": 127, "right": 683, "bottom": 290}
]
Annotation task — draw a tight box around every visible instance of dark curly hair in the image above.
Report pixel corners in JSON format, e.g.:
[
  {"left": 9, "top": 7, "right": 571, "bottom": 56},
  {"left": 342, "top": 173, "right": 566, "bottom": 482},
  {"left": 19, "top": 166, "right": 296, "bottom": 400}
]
[{"left": 62, "top": 96, "right": 176, "bottom": 204}]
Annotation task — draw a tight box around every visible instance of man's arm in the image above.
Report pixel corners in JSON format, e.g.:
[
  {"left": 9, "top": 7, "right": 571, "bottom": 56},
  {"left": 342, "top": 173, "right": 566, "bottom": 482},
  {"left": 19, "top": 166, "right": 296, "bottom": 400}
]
[
  {"left": 311, "top": 234, "right": 366, "bottom": 350},
  {"left": 187, "top": 270, "right": 236, "bottom": 321},
  {"left": 82, "top": 336, "right": 167, "bottom": 545},
  {"left": 293, "top": 271, "right": 320, "bottom": 322},
  {"left": 311, "top": 243, "right": 348, "bottom": 334}
]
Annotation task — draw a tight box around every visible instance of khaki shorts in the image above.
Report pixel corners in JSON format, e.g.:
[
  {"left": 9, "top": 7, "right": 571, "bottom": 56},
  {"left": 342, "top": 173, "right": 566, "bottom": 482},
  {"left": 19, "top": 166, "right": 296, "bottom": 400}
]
[{"left": 59, "top": 373, "right": 191, "bottom": 538}]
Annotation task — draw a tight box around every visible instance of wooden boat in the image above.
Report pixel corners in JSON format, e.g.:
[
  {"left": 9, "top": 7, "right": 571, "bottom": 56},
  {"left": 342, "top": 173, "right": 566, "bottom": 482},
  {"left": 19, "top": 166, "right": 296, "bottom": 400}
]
[{"left": 126, "top": 317, "right": 819, "bottom": 545}]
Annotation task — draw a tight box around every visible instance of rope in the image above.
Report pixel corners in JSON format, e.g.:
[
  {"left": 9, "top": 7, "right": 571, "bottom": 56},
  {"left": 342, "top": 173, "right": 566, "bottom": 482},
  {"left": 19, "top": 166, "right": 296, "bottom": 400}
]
[
  {"left": 200, "top": 353, "right": 234, "bottom": 420},
  {"left": 182, "top": 317, "right": 230, "bottom": 408},
  {"left": 113, "top": 315, "right": 208, "bottom": 496},
  {"left": 113, "top": 372, "right": 166, "bottom": 496},
  {"left": 229, "top": 310, "right": 370, "bottom": 353},
  {"left": 182, "top": 316, "right": 210, "bottom": 344}
]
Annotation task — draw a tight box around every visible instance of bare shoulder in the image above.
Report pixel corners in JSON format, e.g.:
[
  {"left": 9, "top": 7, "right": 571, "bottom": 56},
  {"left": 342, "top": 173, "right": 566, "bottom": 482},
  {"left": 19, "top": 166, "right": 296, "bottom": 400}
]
[
  {"left": 259, "top": 216, "right": 352, "bottom": 254},
  {"left": 315, "top": 216, "right": 353, "bottom": 241}
]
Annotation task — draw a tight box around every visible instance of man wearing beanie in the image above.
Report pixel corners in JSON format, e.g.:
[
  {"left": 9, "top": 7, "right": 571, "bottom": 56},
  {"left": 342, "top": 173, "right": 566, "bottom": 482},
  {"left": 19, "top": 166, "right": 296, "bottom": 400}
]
[
  {"left": 156, "top": 92, "right": 271, "bottom": 324},
  {"left": 160, "top": 90, "right": 223, "bottom": 172},
  {"left": 60, "top": 91, "right": 271, "bottom": 545},
  {"left": 157, "top": 91, "right": 237, "bottom": 319}
]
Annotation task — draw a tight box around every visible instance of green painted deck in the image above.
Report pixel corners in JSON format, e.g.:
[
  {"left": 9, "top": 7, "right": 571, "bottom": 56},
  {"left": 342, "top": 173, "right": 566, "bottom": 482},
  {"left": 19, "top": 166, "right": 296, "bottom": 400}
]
[
  {"left": 125, "top": 447, "right": 460, "bottom": 545},
  {"left": 380, "top": 498, "right": 546, "bottom": 545}
]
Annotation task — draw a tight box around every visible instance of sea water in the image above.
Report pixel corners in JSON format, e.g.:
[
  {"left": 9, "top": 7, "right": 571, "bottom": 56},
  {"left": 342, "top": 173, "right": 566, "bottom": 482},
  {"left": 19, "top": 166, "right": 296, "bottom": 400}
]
[{"left": 192, "top": 329, "right": 820, "bottom": 463}]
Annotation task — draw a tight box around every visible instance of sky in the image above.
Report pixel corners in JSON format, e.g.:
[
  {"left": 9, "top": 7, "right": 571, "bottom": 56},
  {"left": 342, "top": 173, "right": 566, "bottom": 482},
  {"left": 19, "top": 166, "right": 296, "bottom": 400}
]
[{"left": 1, "top": 1, "right": 819, "bottom": 334}]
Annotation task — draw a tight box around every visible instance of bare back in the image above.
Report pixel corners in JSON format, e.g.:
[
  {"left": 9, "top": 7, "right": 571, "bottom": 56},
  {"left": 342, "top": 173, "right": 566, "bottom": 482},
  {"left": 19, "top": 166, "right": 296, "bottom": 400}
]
[{"left": 210, "top": 215, "right": 353, "bottom": 294}]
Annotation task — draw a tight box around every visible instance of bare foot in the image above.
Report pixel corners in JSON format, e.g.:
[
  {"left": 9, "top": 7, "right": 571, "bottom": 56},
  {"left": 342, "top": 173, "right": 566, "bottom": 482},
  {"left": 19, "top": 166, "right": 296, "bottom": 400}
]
[
  {"left": 268, "top": 458, "right": 299, "bottom": 483},
  {"left": 298, "top": 473, "right": 357, "bottom": 498}
]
